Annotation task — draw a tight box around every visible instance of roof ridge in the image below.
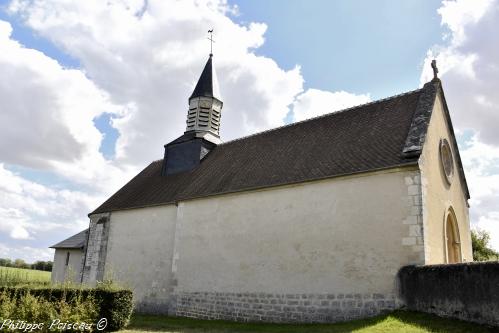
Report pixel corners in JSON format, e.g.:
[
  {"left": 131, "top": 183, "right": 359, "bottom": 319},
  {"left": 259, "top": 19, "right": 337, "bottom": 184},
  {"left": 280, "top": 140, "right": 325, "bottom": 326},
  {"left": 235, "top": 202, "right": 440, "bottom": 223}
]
[{"left": 219, "top": 87, "right": 423, "bottom": 146}]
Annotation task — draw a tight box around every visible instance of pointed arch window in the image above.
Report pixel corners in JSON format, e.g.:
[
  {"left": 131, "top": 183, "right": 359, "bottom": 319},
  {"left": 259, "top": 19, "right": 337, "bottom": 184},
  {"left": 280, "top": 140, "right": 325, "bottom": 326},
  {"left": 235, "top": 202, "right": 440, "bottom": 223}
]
[{"left": 445, "top": 207, "right": 461, "bottom": 263}]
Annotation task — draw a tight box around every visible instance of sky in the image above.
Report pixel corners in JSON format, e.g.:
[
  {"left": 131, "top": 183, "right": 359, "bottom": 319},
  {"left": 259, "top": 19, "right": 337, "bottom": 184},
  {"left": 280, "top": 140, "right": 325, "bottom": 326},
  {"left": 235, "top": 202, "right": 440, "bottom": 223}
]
[{"left": 0, "top": 0, "right": 498, "bottom": 262}]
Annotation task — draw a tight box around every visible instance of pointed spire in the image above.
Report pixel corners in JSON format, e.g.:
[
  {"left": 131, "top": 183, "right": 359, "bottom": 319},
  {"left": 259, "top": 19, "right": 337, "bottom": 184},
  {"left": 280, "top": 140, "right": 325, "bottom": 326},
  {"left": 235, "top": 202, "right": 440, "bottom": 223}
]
[
  {"left": 189, "top": 54, "right": 221, "bottom": 100},
  {"left": 184, "top": 53, "right": 223, "bottom": 144}
]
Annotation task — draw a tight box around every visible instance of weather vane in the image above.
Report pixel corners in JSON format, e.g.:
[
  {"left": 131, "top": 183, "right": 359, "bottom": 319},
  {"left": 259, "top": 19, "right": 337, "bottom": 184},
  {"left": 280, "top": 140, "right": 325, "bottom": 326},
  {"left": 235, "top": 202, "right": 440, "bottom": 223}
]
[{"left": 207, "top": 29, "right": 215, "bottom": 55}]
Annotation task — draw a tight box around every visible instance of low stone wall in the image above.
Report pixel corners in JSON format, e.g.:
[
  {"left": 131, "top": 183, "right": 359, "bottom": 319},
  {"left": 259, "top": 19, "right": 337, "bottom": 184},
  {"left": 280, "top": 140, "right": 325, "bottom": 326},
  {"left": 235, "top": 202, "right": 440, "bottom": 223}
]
[
  {"left": 398, "top": 262, "right": 499, "bottom": 326},
  {"left": 172, "top": 292, "right": 399, "bottom": 323}
]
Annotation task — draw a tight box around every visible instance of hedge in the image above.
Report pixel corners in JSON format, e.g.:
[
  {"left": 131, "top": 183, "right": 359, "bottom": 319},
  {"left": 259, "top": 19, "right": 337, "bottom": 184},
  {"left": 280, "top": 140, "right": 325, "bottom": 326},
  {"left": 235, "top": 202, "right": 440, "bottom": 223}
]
[{"left": 0, "top": 286, "right": 133, "bottom": 331}]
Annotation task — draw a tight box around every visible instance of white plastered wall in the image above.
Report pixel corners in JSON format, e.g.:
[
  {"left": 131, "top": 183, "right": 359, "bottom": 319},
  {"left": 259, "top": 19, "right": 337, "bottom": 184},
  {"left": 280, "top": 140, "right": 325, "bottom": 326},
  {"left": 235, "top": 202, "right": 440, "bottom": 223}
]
[
  {"left": 51, "top": 249, "right": 83, "bottom": 283},
  {"left": 419, "top": 93, "right": 472, "bottom": 264},
  {"left": 103, "top": 205, "right": 177, "bottom": 312},
  {"left": 173, "top": 167, "right": 421, "bottom": 296},
  {"left": 100, "top": 166, "right": 426, "bottom": 311}
]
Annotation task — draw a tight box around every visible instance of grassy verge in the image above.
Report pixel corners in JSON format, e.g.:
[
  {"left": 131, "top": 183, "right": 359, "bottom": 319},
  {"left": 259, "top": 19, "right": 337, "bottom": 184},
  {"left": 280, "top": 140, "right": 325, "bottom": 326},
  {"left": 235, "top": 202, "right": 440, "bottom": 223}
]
[
  {"left": 122, "top": 311, "right": 496, "bottom": 333},
  {"left": 0, "top": 266, "right": 51, "bottom": 286}
]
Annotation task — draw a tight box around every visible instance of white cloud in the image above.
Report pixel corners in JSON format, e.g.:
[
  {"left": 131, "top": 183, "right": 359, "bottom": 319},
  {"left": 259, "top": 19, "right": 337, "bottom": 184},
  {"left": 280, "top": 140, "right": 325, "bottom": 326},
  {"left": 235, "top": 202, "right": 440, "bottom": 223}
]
[
  {"left": 422, "top": 0, "right": 499, "bottom": 250},
  {"left": 7, "top": 0, "right": 305, "bottom": 165},
  {"left": 0, "top": 19, "right": 135, "bottom": 192},
  {"left": 475, "top": 213, "right": 499, "bottom": 252},
  {"left": 459, "top": 136, "right": 499, "bottom": 250},
  {"left": 0, "top": 20, "right": 107, "bottom": 167},
  {"left": 421, "top": 0, "right": 499, "bottom": 145},
  {"left": 0, "top": 242, "right": 53, "bottom": 262},
  {"left": 0, "top": 164, "right": 97, "bottom": 241},
  {"left": 292, "top": 89, "right": 371, "bottom": 122}
]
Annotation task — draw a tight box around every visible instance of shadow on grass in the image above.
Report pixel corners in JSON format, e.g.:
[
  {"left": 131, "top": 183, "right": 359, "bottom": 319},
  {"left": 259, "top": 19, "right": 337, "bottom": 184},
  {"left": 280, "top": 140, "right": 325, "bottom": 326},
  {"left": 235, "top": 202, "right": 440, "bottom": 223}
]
[{"left": 124, "top": 310, "right": 496, "bottom": 333}]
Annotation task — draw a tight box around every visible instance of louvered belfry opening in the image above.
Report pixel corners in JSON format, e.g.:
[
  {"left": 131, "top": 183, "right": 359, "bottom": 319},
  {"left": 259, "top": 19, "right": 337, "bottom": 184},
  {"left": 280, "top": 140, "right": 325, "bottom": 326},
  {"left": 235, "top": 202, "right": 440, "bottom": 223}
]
[{"left": 186, "top": 96, "right": 222, "bottom": 135}]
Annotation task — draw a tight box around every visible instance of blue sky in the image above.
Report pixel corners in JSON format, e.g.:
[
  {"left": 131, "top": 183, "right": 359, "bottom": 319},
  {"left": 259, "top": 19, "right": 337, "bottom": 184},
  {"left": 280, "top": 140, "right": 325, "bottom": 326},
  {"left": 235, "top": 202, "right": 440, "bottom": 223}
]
[
  {"left": 0, "top": 0, "right": 498, "bottom": 262},
  {"left": 232, "top": 0, "right": 445, "bottom": 98}
]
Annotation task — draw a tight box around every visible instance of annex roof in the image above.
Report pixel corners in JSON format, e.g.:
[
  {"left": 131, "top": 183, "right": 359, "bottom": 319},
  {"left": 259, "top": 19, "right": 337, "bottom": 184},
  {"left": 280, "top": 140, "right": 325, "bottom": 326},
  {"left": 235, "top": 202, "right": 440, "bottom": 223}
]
[{"left": 50, "top": 229, "right": 88, "bottom": 249}]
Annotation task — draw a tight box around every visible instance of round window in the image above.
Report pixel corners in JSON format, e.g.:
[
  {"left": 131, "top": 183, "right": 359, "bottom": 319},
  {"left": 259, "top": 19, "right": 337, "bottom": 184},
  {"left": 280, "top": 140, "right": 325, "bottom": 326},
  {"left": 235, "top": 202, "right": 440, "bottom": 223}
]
[{"left": 439, "top": 139, "right": 454, "bottom": 184}]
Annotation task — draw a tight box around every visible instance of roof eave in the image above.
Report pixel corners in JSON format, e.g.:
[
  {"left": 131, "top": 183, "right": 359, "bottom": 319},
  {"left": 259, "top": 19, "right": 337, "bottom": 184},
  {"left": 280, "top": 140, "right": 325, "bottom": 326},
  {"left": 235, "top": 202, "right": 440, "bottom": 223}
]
[
  {"left": 435, "top": 84, "right": 471, "bottom": 200},
  {"left": 90, "top": 161, "right": 419, "bottom": 215},
  {"left": 49, "top": 246, "right": 84, "bottom": 250}
]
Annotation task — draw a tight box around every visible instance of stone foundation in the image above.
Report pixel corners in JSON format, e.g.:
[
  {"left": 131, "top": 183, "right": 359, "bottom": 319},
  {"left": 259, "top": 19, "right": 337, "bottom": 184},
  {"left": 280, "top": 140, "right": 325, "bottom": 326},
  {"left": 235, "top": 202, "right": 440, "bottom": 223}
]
[{"left": 172, "top": 292, "right": 400, "bottom": 323}]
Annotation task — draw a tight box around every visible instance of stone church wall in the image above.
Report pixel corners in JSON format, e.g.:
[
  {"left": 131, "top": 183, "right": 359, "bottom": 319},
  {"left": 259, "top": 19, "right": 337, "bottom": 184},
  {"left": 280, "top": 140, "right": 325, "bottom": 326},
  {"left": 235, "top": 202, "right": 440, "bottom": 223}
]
[
  {"left": 168, "top": 167, "right": 423, "bottom": 321},
  {"left": 102, "top": 205, "right": 178, "bottom": 313},
  {"left": 419, "top": 94, "right": 472, "bottom": 264},
  {"left": 89, "top": 166, "right": 427, "bottom": 320}
]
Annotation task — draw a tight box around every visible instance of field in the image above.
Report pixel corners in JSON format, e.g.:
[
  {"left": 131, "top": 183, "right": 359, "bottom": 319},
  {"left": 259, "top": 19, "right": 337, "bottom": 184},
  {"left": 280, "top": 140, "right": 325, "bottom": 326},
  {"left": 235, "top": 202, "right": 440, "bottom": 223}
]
[
  {"left": 122, "top": 311, "right": 496, "bottom": 333},
  {"left": 0, "top": 266, "right": 51, "bottom": 286}
]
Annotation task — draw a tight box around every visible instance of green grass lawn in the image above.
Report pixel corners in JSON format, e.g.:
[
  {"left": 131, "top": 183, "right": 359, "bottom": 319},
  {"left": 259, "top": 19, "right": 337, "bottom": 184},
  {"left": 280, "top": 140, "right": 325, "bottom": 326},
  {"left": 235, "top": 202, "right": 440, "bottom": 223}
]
[
  {"left": 122, "top": 311, "right": 496, "bottom": 333},
  {"left": 0, "top": 266, "right": 51, "bottom": 286}
]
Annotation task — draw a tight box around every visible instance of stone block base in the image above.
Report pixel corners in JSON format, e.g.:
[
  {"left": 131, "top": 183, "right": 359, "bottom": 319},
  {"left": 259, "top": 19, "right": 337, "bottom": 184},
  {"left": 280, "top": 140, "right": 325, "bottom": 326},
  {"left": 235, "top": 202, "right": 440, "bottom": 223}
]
[{"left": 172, "top": 292, "right": 400, "bottom": 323}]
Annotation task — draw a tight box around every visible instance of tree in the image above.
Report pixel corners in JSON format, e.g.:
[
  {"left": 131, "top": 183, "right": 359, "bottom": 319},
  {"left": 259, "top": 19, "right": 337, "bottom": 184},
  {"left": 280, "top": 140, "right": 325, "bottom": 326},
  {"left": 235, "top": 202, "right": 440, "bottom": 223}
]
[
  {"left": 13, "top": 258, "right": 29, "bottom": 269},
  {"left": 31, "top": 260, "right": 54, "bottom": 272},
  {"left": 0, "top": 258, "right": 13, "bottom": 267},
  {"left": 0, "top": 258, "right": 53, "bottom": 271},
  {"left": 471, "top": 229, "right": 499, "bottom": 261}
]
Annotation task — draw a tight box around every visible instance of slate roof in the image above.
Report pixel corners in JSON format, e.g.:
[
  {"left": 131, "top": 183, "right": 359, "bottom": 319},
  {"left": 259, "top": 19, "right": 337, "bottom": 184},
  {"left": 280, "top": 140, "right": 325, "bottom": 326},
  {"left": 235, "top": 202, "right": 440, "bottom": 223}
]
[
  {"left": 94, "top": 84, "right": 436, "bottom": 215},
  {"left": 50, "top": 229, "right": 88, "bottom": 249},
  {"left": 189, "top": 54, "right": 221, "bottom": 100}
]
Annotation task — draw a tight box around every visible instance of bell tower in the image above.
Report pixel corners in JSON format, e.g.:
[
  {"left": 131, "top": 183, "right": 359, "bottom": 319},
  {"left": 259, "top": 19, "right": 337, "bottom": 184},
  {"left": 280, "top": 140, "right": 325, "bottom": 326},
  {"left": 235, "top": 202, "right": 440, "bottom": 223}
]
[
  {"left": 161, "top": 53, "right": 223, "bottom": 176},
  {"left": 185, "top": 53, "right": 223, "bottom": 144}
]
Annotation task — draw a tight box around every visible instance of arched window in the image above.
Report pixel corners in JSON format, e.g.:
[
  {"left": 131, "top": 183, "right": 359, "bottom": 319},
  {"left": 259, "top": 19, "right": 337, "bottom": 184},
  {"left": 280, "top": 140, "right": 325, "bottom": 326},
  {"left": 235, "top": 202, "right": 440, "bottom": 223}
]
[{"left": 445, "top": 208, "right": 461, "bottom": 263}]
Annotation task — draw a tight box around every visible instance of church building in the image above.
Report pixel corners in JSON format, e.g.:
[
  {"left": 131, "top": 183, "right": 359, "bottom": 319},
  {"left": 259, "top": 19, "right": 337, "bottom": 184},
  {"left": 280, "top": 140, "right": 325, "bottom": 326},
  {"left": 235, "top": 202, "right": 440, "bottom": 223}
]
[{"left": 52, "top": 54, "right": 472, "bottom": 322}]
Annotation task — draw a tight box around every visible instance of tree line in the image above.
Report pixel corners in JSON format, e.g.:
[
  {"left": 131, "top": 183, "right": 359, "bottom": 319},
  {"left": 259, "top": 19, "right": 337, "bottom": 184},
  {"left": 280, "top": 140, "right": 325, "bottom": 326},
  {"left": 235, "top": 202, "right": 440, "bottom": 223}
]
[{"left": 0, "top": 258, "right": 53, "bottom": 272}]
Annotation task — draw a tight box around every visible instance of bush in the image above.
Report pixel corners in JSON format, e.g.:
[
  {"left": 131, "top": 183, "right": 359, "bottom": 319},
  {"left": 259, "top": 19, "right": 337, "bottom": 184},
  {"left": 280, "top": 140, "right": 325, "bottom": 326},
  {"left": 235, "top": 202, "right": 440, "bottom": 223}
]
[
  {"left": 0, "top": 291, "right": 96, "bottom": 331},
  {"left": 97, "top": 289, "right": 134, "bottom": 331},
  {"left": 0, "top": 285, "right": 133, "bottom": 331}
]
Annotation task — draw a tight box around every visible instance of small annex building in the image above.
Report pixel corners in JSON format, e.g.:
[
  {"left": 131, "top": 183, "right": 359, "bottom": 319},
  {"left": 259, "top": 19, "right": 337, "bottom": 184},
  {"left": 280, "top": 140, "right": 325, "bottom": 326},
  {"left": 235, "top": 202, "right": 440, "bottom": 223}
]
[
  {"left": 50, "top": 229, "right": 88, "bottom": 283},
  {"left": 50, "top": 54, "right": 472, "bottom": 323}
]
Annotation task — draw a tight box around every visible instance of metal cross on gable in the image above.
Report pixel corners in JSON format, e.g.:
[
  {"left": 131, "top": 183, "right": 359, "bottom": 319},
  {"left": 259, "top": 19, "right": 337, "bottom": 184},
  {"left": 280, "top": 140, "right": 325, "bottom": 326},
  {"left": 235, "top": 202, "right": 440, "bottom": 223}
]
[
  {"left": 431, "top": 59, "right": 439, "bottom": 79},
  {"left": 207, "top": 29, "right": 215, "bottom": 55}
]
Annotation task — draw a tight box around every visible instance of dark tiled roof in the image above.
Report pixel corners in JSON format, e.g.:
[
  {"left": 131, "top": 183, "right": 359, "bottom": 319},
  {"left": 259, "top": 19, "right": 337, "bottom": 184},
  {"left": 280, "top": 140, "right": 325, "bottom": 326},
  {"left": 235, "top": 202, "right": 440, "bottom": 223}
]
[
  {"left": 50, "top": 229, "right": 88, "bottom": 249},
  {"left": 189, "top": 55, "right": 217, "bottom": 99},
  {"left": 91, "top": 84, "right": 436, "bottom": 215}
]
